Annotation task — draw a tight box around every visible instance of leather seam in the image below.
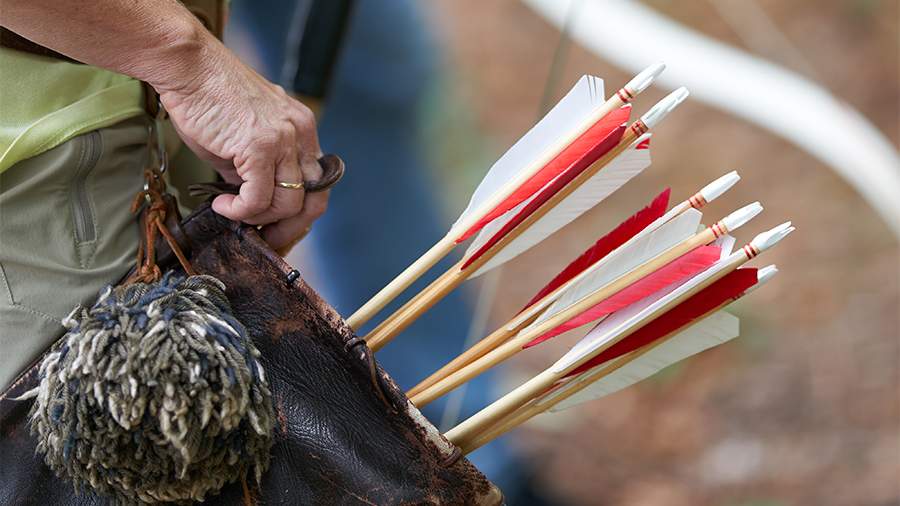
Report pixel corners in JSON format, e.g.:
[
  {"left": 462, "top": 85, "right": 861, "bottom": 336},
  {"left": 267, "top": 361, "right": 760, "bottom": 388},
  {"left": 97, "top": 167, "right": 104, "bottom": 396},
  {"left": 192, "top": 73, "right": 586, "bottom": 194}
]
[{"left": 0, "top": 361, "right": 38, "bottom": 401}]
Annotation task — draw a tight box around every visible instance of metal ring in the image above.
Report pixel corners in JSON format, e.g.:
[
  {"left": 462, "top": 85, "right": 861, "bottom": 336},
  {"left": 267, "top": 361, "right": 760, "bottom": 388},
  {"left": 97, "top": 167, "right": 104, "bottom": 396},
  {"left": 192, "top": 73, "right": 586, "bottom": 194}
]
[{"left": 276, "top": 181, "right": 305, "bottom": 190}]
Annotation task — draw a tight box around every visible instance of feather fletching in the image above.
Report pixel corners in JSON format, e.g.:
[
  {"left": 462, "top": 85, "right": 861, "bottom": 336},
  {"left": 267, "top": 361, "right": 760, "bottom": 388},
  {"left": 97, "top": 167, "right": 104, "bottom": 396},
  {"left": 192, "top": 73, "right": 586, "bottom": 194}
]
[
  {"left": 456, "top": 104, "right": 632, "bottom": 243},
  {"left": 520, "top": 188, "right": 671, "bottom": 311},
  {"left": 466, "top": 133, "right": 652, "bottom": 276},
  {"left": 532, "top": 207, "right": 702, "bottom": 328},
  {"left": 525, "top": 245, "right": 723, "bottom": 347},
  {"left": 453, "top": 76, "right": 607, "bottom": 233},
  {"left": 563, "top": 267, "right": 757, "bottom": 377},
  {"left": 546, "top": 310, "right": 740, "bottom": 412}
]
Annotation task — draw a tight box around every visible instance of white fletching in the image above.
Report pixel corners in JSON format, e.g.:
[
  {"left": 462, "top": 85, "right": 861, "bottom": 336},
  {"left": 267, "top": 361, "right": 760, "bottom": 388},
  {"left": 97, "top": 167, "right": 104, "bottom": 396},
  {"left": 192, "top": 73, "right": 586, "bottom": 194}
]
[
  {"left": 699, "top": 171, "right": 740, "bottom": 203},
  {"left": 530, "top": 207, "right": 703, "bottom": 328},
  {"left": 751, "top": 222, "right": 795, "bottom": 253},
  {"left": 453, "top": 76, "right": 606, "bottom": 229},
  {"left": 505, "top": 181, "right": 701, "bottom": 331},
  {"left": 713, "top": 234, "right": 736, "bottom": 258},
  {"left": 625, "top": 61, "right": 666, "bottom": 94},
  {"left": 551, "top": 242, "right": 736, "bottom": 374},
  {"left": 466, "top": 134, "right": 653, "bottom": 277},
  {"left": 546, "top": 310, "right": 739, "bottom": 412},
  {"left": 640, "top": 87, "right": 689, "bottom": 128},
  {"left": 722, "top": 202, "right": 763, "bottom": 232}
]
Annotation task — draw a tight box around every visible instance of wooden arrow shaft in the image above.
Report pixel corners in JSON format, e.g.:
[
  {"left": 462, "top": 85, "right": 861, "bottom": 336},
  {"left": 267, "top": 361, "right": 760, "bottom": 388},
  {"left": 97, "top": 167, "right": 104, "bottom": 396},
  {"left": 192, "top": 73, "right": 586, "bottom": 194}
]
[
  {"left": 405, "top": 313, "right": 536, "bottom": 398},
  {"left": 445, "top": 251, "right": 750, "bottom": 449},
  {"left": 348, "top": 92, "right": 629, "bottom": 330},
  {"left": 410, "top": 198, "right": 700, "bottom": 398},
  {"left": 347, "top": 235, "right": 456, "bottom": 330},
  {"left": 366, "top": 261, "right": 464, "bottom": 351},
  {"left": 460, "top": 349, "right": 641, "bottom": 453},
  {"left": 364, "top": 126, "right": 643, "bottom": 350},
  {"left": 410, "top": 223, "right": 716, "bottom": 407}
]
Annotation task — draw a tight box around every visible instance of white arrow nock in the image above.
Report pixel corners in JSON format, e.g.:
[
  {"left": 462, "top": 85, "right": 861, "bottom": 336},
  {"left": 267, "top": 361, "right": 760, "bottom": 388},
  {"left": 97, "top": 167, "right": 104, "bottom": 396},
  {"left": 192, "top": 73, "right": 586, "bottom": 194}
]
[
  {"left": 640, "top": 87, "right": 689, "bottom": 129},
  {"left": 624, "top": 61, "right": 666, "bottom": 95},
  {"left": 756, "top": 264, "right": 778, "bottom": 285},
  {"left": 700, "top": 171, "right": 740, "bottom": 204},
  {"left": 747, "top": 222, "right": 795, "bottom": 257},
  {"left": 721, "top": 202, "right": 763, "bottom": 233}
]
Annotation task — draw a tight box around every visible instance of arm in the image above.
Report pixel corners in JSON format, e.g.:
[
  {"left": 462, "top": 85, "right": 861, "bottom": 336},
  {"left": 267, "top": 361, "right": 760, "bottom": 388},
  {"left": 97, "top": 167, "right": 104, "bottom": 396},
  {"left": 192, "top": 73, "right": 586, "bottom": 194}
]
[{"left": 1, "top": 0, "right": 327, "bottom": 250}]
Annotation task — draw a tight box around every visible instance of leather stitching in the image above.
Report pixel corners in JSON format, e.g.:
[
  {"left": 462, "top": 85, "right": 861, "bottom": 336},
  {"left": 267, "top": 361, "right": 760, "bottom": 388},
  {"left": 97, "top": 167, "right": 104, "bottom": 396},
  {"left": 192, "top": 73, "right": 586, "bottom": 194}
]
[{"left": 0, "top": 362, "right": 38, "bottom": 401}]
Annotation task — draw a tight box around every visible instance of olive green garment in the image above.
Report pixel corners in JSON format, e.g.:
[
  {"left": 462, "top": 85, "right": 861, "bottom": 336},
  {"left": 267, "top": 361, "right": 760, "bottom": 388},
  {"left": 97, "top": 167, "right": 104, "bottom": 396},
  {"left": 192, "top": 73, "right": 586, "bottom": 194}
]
[
  {"left": 0, "top": 116, "right": 150, "bottom": 389},
  {"left": 0, "top": 48, "right": 145, "bottom": 175}
]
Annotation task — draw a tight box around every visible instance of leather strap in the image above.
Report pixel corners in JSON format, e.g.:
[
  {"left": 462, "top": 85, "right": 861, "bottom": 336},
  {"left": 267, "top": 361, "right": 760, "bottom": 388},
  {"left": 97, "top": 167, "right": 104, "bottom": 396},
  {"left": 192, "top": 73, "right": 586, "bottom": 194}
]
[
  {"left": 188, "top": 154, "right": 345, "bottom": 198},
  {"left": 128, "top": 167, "right": 195, "bottom": 284}
]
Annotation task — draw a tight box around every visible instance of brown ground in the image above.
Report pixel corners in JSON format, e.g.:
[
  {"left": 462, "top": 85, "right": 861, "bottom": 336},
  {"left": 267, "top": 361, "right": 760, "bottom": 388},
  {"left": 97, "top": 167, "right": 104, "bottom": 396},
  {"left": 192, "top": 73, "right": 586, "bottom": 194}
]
[{"left": 423, "top": 1, "right": 900, "bottom": 504}]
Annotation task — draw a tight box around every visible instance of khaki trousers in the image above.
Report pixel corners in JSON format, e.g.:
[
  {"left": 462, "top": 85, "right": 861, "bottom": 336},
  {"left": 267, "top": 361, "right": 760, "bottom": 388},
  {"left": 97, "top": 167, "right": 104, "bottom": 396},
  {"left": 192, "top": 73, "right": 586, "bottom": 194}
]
[{"left": 0, "top": 115, "right": 213, "bottom": 389}]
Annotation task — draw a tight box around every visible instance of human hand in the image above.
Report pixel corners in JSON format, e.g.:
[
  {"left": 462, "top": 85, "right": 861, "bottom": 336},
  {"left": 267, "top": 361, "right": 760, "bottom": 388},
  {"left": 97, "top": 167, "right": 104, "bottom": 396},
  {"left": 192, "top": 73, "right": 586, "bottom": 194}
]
[{"left": 153, "top": 34, "right": 328, "bottom": 252}]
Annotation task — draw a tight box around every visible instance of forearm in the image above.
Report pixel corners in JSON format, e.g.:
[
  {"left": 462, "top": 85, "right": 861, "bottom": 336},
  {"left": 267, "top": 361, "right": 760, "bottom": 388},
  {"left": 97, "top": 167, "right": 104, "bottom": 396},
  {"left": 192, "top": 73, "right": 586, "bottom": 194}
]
[
  {"left": 0, "top": 0, "right": 222, "bottom": 91},
  {"left": 3, "top": 0, "right": 329, "bottom": 239}
]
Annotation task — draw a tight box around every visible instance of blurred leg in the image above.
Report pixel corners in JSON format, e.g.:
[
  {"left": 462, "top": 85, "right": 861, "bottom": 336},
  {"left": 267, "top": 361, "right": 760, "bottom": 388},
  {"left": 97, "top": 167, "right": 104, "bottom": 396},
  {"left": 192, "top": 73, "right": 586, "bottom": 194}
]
[
  {"left": 227, "top": 0, "right": 529, "bottom": 492},
  {"left": 300, "top": 0, "right": 524, "bottom": 489}
]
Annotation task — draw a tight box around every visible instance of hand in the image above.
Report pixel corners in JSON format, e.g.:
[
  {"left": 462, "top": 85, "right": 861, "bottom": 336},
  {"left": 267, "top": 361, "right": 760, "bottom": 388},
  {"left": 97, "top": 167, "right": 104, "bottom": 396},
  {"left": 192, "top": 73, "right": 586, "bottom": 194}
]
[{"left": 154, "top": 35, "right": 328, "bottom": 252}]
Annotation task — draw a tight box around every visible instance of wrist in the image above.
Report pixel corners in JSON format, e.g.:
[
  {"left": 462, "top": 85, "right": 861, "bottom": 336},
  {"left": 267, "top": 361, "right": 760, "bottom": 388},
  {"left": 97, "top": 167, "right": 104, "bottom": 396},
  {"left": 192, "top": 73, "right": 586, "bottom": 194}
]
[{"left": 134, "top": 15, "right": 224, "bottom": 94}]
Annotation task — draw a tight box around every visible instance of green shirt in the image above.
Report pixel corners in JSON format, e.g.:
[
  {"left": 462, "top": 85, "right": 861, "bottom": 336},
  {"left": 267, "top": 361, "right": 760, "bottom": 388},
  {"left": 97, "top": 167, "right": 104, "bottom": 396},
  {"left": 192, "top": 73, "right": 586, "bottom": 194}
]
[{"left": 0, "top": 48, "right": 144, "bottom": 174}]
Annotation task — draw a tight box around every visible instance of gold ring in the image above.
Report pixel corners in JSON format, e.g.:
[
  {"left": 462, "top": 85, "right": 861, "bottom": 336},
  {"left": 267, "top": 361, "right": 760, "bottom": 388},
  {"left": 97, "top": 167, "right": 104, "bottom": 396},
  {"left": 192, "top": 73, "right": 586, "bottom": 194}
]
[{"left": 276, "top": 181, "right": 304, "bottom": 190}]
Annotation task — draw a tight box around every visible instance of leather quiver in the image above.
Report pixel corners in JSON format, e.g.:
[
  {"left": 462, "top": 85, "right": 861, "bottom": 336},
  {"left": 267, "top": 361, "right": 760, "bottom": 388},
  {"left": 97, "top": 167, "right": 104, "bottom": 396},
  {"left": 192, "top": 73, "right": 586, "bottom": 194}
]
[{"left": 0, "top": 203, "right": 503, "bottom": 505}]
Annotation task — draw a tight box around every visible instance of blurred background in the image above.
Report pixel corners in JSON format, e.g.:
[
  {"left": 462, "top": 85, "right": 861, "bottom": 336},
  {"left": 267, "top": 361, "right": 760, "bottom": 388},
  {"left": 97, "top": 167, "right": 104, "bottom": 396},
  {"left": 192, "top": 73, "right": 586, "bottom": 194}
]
[{"left": 227, "top": 0, "right": 899, "bottom": 504}]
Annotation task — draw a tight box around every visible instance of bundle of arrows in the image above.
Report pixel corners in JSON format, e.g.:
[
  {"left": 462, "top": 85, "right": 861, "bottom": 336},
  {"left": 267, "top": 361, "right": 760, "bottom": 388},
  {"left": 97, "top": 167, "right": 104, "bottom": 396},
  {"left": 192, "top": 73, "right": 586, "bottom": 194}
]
[{"left": 348, "top": 63, "right": 794, "bottom": 454}]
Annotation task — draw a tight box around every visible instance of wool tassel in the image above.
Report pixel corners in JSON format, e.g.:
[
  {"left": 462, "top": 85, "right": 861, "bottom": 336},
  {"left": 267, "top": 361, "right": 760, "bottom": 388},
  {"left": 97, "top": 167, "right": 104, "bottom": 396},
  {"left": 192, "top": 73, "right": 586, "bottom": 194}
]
[{"left": 26, "top": 273, "right": 274, "bottom": 504}]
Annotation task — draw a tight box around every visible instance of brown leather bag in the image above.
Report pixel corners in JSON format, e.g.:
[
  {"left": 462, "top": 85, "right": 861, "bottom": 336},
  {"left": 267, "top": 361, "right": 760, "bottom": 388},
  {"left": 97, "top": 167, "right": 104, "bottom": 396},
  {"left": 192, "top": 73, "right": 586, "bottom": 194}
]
[{"left": 0, "top": 198, "right": 502, "bottom": 505}]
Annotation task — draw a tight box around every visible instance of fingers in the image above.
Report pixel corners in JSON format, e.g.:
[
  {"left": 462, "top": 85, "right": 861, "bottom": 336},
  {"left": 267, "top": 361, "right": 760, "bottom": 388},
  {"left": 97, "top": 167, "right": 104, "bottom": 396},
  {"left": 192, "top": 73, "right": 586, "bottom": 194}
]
[
  {"left": 297, "top": 152, "right": 329, "bottom": 223},
  {"left": 242, "top": 151, "right": 306, "bottom": 225},
  {"left": 290, "top": 102, "right": 321, "bottom": 157},
  {"left": 260, "top": 213, "right": 312, "bottom": 253},
  {"left": 210, "top": 96, "right": 325, "bottom": 227},
  {"left": 261, "top": 192, "right": 327, "bottom": 254},
  {"left": 211, "top": 150, "right": 275, "bottom": 221},
  {"left": 260, "top": 153, "right": 331, "bottom": 253}
]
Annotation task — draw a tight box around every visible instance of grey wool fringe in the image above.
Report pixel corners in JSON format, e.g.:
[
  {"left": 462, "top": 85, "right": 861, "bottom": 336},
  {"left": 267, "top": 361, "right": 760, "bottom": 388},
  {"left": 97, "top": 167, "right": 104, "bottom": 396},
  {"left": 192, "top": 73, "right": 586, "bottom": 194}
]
[{"left": 25, "top": 273, "right": 275, "bottom": 504}]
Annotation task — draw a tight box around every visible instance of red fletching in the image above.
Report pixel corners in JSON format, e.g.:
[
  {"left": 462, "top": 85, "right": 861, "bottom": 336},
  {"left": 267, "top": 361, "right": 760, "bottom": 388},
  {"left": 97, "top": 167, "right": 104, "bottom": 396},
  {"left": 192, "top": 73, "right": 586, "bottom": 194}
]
[
  {"left": 564, "top": 267, "right": 758, "bottom": 378},
  {"left": 520, "top": 188, "right": 671, "bottom": 311},
  {"left": 455, "top": 105, "right": 632, "bottom": 244},
  {"left": 459, "top": 120, "right": 630, "bottom": 271},
  {"left": 524, "top": 245, "right": 723, "bottom": 348}
]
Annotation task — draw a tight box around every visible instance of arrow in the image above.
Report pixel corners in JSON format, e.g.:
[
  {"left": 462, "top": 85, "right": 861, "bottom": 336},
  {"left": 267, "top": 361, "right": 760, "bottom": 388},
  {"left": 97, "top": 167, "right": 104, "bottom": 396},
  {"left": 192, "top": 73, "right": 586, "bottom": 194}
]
[
  {"left": 460, "top": 265, "right": 777, "bottom": 453},
  {"left": 364, "top": 106, "right": 635, "bottom": 345},
  {"left": 509, "top": 170, "right": 740, "bottom": 331},
  {"left": 409, "top": 203, "right": 763, "bottom": 407},
  {"left": 407, "top": 172, "right": 740, "bottom": 399},
  {"left": 444, "top": 223, "right": 794, "bottom": 449},
  {"left": 366, "top": 88, "right": 690, "bottom": 351},
  {"left": 346, "top": 64, "right": 667, "bottom": 330},
  {"left": 406, "top": 188, "right": 672, "bottom": 398}
]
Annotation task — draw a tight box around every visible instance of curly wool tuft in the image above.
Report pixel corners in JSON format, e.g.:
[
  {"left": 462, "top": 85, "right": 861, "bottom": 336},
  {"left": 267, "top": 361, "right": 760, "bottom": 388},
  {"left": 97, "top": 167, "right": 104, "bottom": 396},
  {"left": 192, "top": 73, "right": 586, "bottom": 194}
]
[{"left": 28, "top": 274, "right": 274, "bottom": 504}]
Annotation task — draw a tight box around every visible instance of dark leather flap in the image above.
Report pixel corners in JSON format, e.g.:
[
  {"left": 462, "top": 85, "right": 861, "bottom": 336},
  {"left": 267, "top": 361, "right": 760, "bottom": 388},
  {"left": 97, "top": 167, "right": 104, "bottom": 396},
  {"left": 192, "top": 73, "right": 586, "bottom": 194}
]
[{"left": 1, "top": 204, "right": 502, "bottom": 505}]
